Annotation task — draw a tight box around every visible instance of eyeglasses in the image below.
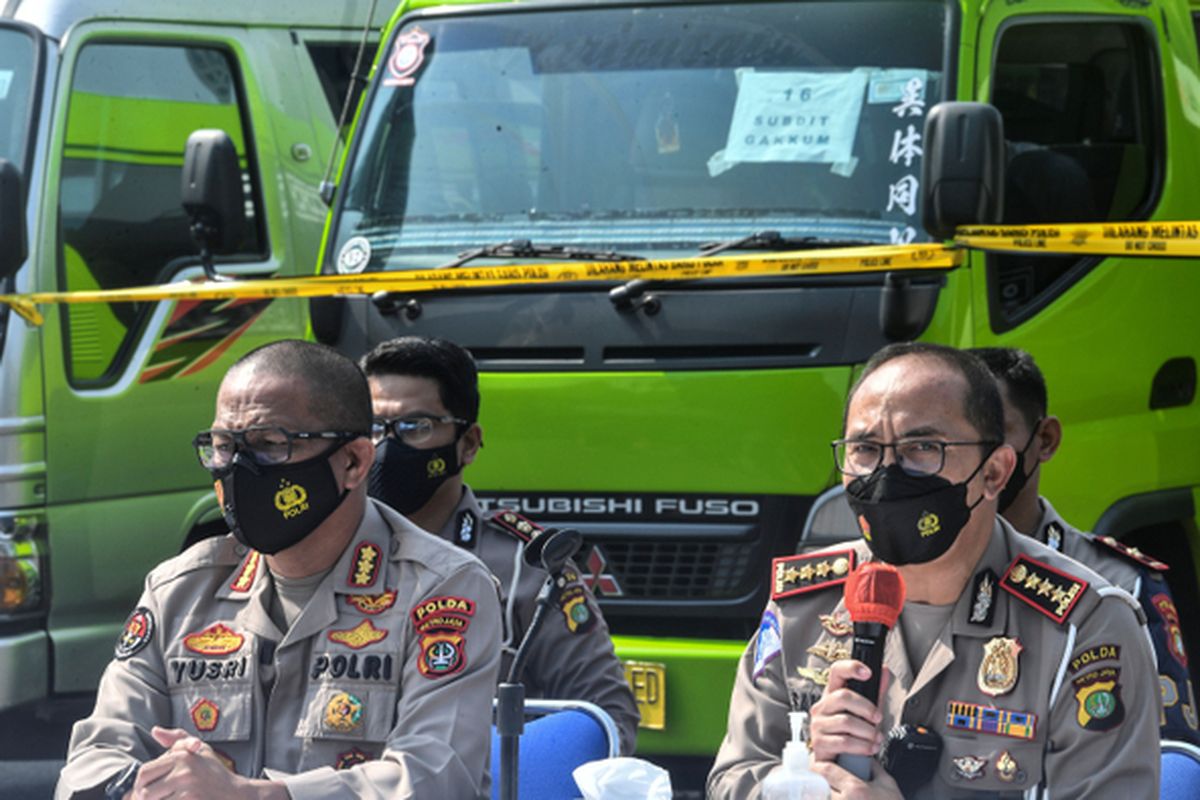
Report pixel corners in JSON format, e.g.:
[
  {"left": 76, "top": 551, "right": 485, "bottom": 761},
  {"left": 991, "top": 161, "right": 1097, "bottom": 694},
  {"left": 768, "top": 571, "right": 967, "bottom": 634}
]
[
  {"left": 371, "top": 415, "right": 469, "bottom": 446},
  {"left": 832, "top": 438, "right": 999, "bottom": 477},
  {"left": 193, "top": 427, "right": 363, "bottom": 469}
]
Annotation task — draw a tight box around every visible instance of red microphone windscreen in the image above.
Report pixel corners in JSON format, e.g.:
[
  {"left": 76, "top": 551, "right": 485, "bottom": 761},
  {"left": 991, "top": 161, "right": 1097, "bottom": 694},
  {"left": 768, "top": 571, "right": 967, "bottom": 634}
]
[{"left": 844, "top": 562, "right": 906, "bottom": 627}]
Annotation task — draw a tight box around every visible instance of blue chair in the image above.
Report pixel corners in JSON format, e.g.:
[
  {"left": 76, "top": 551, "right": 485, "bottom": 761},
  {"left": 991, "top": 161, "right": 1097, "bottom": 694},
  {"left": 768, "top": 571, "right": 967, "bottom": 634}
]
[
  {"left": 1161, "top": 739, "right": 1200, "bottom": 798},
  {"left": 490, "top": 699, "right": 620, "bottom": 800}
]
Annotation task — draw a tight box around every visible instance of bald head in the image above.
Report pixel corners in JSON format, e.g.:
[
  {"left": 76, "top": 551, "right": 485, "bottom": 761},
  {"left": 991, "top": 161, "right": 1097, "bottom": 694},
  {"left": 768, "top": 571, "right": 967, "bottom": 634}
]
[
  {"left": 225, "top": 340, "right": 371, "bottom": 433},
  {"left": 845, "top": 342, "right": 1004, "bottom": 444}
]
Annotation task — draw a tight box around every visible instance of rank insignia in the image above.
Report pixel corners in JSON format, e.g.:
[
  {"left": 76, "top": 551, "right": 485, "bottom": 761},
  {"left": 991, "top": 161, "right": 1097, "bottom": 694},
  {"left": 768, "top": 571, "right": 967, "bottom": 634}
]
[
  {"left": 995, "top": 750, "right": 1021, "bottom": 783},
  {"left": 978, "top": 637, "right": 1021, "bottom": 697},
  {"left": 946, "top": 700, "right": 1036, "bottom": 740},
  {"left": 1095, "top": 535, "right": 1169, "bottom": 572},
  {"left": 346, "top": 590, "right": 398, "bottom": 615},
  {"left": 229, "top": 551, "right": 261, "bottom": 593},
  {"left": 190, "top": 698, "right": 219, "bottom": 732},
  {"left": 753, "top": 611, "right": 782, "bottom": 679},
  {"left": 183, "top": 623, "right": 244, "bottom": 656},
  {"left": 348, "top": 543, "right": 383, "bottom": 588},
  {"left": 489, "top": 510, "right": 541, "bottom": 542},
  {"left": 797, "top": 666, "right": 830, "bottom": 687},
  {"left": 1044, "top": 521, "right": 1064, "bottom": 552},
  {"left": 1069, "top": 643, "right": 1120, "bottom": 673},
  {"left": 454, "top": 510, "right": 477, "bottom": 549},
  {"left": 328, "top": 620, "right": 389, "bottom": 650},
  {"left": 325, "top": 691, "right": 364, "bottom": 733},
  {"left": 1073, "top": 667, "right": 1124, "bottom": 731},
  {"left": 807, "top": 639, "right": 851, "bottom": 664},
  {"left": 115, "top": 606, "right": 155, "bottom": 660},
  {"left": 336, "top": 747, "right": 373, "bottom": 770},
  {"left": 952, "top": 754, "right": 986, "bottom": 781},
  {"left": 819, "top": 613, "right": 853, "bottom": 637},
  {"left": 771, "top": 550, "right": 855, "bottom": 601},
  {"left": 968, "top": 569, "right": 997, "bottom": 626},
  {"left": 559, "top": 587, "right": 594, "bottom": 634},
  {"left": 1000, "top": 555, "right": 1087, "bottom": 624},
  {"left": 1152, "top": 594, "right": 1188, "bottom": 668}
]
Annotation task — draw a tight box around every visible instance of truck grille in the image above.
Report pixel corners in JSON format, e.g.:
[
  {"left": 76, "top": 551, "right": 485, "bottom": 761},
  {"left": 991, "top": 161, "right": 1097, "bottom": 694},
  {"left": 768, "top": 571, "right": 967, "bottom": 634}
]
[{"left": 592, "top": 540, "right": 755, "bottom": 600}]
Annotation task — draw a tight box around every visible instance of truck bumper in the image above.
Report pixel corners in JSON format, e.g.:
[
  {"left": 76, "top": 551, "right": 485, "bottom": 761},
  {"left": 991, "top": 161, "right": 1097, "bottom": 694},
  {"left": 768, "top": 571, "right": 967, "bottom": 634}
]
[
  {"left": 0, "top": 630, "right": 48, "bottom": 711},
  {"left": 613, "top": 635, "right": 746, "bottom": 756}
]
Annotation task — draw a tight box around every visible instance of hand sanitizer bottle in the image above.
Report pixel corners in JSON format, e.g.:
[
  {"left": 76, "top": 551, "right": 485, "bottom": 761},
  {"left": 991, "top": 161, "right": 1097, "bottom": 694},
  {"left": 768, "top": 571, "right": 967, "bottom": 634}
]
[{"left": 761, "top": 711, "right": 831, "bottom": 800}]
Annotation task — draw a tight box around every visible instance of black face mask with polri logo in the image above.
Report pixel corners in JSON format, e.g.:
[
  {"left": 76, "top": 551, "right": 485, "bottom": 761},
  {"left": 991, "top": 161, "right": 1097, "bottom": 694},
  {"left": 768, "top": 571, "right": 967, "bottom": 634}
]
[
  {"left": 367, "top": 436, "right": 462, "bottom": 516},
  {"left": 997, "top": 420, "right": 1043, "bottom": 514},
  {"left": 844, "top": 453, "right": 992, "bottom": 566},
  {"left": 212, "top": 444, "right": 349, "bottom": 555}
]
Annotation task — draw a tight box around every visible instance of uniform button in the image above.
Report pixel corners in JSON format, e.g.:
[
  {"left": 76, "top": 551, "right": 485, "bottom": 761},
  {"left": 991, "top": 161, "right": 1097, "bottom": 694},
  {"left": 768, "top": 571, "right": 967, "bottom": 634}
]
[{"left": 234, "top": 544, "right": 247, "bottom": 557}]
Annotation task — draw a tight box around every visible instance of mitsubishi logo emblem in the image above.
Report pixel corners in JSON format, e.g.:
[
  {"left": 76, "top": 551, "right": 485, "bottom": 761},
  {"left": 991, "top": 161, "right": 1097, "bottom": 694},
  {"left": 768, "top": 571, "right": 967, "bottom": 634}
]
[{"left": 583, "top": 546, "right": 623, "bottom": 597}]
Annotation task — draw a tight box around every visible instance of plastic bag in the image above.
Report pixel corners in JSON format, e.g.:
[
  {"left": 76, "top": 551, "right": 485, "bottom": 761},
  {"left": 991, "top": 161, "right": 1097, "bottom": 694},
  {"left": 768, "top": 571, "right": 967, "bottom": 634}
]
[{"left": 572, "top": 757, "right": 673, "bottom": 800}]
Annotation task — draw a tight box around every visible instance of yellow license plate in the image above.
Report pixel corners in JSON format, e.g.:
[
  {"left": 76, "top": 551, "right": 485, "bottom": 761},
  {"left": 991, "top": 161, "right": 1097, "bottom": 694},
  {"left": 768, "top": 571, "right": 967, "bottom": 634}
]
[{"left": 623, "top": 660, "right": 666, "bottom": 730}]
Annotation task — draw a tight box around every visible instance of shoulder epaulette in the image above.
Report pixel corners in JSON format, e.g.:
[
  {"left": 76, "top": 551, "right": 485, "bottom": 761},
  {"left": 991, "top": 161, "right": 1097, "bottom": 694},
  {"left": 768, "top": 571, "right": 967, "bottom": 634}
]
[
  {"left": 1000, "top": 554, "right": 1088, "bottom": 624},
  {"left": 772, "top": 549, "right": 855, "bottom": 601},
  {"left": 1092, "top": 535, "right": 1169, "bottom": 572},
  {"left": 487, "top": 509, "right": 543, "bottom": 543}
]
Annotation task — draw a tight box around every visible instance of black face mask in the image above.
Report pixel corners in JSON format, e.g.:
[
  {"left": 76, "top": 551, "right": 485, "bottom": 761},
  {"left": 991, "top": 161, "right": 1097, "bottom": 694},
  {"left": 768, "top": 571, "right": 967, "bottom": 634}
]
[
  {"left": 367, "top": 436, "right": 461, "bottom": 516},
  {"left": 212, "top": 444, "right": 349, "bottom": 555},
  {"left": 997, "top": 420, "right": 1043, "bottom": 514},
  {"left": 845, "top": 454, "right": 991, "bottom": 566}
]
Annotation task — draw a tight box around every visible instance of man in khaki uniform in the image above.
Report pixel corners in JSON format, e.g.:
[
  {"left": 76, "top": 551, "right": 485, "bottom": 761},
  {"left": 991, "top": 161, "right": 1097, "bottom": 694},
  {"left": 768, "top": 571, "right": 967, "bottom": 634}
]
[
  {"left": 709, "top": 342, "right": 1158, "bottom": 798},
  {"left": 360, "top": 336, "right": 639, "bottom": 754},
  {"left": 57, "top": 340, "right": 502, "bottom": 800},
  {"left": 972, "top": 346, "right": 1199, "bottom": 745}
]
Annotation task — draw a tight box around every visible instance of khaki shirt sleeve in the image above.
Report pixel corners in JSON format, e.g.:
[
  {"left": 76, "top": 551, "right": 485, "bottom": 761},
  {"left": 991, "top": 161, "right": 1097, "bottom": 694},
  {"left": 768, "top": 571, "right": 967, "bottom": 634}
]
[
  {"left": 1043, "top": 591, "right": 1160, "bottom": 797},
  {"left": 56, "top": 584, "right": 173, "bottom": 800},
  {"left": 520, "top": 568, "right": 641, "bottom": 754},
  {"left": 707, "top": 603, "right": 790, "bottom": 800},
  {"left": 282, "top": 561, "right": 502, "bottom": 800}
]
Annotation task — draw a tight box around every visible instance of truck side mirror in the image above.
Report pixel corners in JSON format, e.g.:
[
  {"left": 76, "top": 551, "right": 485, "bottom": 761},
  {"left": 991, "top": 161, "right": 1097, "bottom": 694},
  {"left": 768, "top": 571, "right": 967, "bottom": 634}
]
[
  {"left": 181, "top": 129, "right": 246, "bottom": 281},
  {"left": 0, "top": 159, "right": 27, "bottom": 280},
  {"left": 921, "top": 102, "right": 1005, "bottom": 240}
]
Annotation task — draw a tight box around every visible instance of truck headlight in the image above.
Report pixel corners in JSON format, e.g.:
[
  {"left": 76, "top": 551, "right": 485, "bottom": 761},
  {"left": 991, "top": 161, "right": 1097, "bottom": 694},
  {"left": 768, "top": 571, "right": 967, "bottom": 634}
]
[{"left": 0, "top": 513, "right": 44, "bottom": 614}]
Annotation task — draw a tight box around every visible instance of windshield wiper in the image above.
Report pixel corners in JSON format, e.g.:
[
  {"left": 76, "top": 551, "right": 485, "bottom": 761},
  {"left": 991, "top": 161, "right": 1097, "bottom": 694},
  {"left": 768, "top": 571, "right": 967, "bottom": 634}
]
[
  {"left": 698, "top": 230, "right": 872, "bottom": 256},
  {"left": 610, "top": 230, "right": 874, "bottom": 312},
  {"left": 438, "top": 239, "right": 644, "bottom": 269}
]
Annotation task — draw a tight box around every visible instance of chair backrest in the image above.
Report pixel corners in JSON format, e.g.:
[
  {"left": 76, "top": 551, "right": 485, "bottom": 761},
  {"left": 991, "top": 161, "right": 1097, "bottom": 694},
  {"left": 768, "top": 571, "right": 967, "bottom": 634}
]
[
  {"left": 491, "top": 699, "right": 619, "bottom": 800},
  {"left": 1161, "top": 739, "right": 1200, "bottom": 799},
  {"left": 800, "top": 484, "right": 860, "bottom": 550}
]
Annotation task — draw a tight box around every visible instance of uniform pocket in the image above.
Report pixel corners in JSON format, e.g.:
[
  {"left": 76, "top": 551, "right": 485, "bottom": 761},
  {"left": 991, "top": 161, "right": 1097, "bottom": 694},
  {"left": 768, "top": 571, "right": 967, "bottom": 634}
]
[
  {"left": 169, "top": 687, "right": 253, "bottom": 743},
  {"left": 295, "top": 683, "right": 398, "bottom": 742},
  {"left": 940, "top": 735, "right": 1043, "bottom": 796}
]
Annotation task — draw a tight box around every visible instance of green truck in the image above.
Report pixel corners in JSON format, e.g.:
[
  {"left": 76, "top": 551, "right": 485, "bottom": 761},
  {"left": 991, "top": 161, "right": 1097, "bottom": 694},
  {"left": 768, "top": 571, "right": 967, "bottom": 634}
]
[
  {"left": 1, "top": 0, "right": 1198, "bottom": 785},
  {"left": 0, "top": 0, "right": 388, "bottom": 720},
  {"left": 313, "top": 0, "right": 1200, "bottom": 770}
]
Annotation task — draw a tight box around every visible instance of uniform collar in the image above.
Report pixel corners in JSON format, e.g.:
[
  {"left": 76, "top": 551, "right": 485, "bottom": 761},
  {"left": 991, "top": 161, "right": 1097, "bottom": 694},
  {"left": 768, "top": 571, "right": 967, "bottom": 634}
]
[
  {"left": 1034, "top": 496, "right": 1070, "bottom": 551},
  {"left": 947, "top": 518, "right": 1013, "bottom": 640}
]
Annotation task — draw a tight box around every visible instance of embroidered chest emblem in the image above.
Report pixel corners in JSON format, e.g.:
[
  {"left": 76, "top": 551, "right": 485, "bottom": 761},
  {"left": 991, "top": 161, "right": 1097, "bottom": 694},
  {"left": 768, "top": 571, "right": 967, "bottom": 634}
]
[
  {"left": 328, "top": 620, "right": 389, "bottom": 650},
  {"left": 183, "top": 624, "right": 245, "bottom": 656}
]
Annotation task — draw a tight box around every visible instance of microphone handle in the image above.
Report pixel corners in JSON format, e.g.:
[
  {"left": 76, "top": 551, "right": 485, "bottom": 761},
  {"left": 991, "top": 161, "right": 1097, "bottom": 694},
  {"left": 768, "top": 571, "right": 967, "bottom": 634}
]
[{"left": 836, "top": 621, "right": 889, "bottom": 782}]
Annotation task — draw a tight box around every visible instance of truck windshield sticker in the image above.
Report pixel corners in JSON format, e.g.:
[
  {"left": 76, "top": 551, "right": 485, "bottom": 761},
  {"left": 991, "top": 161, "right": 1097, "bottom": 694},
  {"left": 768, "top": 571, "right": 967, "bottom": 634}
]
[
  {"left": 711, "top": 69, "right": 869, "bottom": 174},
  {"left": 868, "top": 69, "right": 927, "bottom": 109},
  {"left": 384, "top": 27, "right": 432, "bottom": 88},
  {"left": 0, "top": 70, "right": 13, "bottom": 100}
]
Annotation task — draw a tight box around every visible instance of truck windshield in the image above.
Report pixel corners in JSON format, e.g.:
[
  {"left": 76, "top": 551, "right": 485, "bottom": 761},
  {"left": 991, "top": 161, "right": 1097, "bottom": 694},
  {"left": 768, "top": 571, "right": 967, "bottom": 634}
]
[
  {"left": 0, "top": 25, "right": 38, "bottom": 176},
  {"left": 330, "top": 0, "right": 948, "bottom": 272}
]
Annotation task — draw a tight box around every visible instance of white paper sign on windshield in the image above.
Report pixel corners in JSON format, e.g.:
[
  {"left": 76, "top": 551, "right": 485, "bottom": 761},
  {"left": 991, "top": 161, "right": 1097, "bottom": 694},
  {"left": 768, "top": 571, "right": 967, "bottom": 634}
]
[
  {"left": 0, "top": 71, "right": 13, "bottom": 100},
  {"left": 719, "top": 70, "right": 869, "bottom": 167}
]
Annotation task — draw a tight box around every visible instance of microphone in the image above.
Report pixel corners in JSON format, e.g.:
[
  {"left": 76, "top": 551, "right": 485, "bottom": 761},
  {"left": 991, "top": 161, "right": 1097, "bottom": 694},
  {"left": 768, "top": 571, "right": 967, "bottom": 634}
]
[
  {"left": 522, "top": 526, "right": 583, "bottom": 576},
  {"left": 836, "top": 562, "right": 906, "bottom": 782}
]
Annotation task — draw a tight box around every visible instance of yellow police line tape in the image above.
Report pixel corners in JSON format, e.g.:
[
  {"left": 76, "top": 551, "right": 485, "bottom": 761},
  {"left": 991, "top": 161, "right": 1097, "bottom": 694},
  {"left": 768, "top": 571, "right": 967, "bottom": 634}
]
[
  {"left": 0, "top": 243, "right": 960, "bottom": 326},
  {"left": 2, "top": 221, "right": 1198, "bottom": 327}
]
